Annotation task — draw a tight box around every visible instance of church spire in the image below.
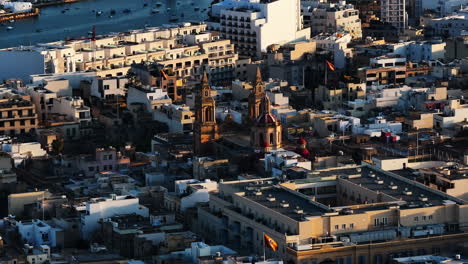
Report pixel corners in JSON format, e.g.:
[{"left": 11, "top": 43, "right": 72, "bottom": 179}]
[
  {"left": 200, "top": 72, "right": 211, "bottom": 97},
  {"left": 260, "top": 94, "right": 271, "bottom": 115},
  {"left": 194, "top": 71, "right": 218, "bottom": 156},
  {"left": 253, "top": 67, "right": 264, "bottom": 95}
]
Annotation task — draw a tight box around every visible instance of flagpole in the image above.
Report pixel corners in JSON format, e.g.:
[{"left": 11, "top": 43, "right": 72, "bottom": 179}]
[{"left": 263, "top": 232, "right": 266, "bottom": 261}]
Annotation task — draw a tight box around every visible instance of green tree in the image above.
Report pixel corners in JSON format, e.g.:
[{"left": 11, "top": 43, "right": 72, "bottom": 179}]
[{"left": 51, "top": 139, "right": 64, "bottom": 154}]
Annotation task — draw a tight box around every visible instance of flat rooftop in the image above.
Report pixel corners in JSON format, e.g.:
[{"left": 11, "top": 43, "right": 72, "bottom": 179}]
[
  {"left": 229, "top": 180, "right": 330, "bottom": 220},
  {"left": 346, "top": 167, "right": 459, "bottom": 207}
]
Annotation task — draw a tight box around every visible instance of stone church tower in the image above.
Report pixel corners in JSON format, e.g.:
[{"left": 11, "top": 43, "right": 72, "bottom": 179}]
[
  {"left": 194, "top": 73, "right": 218, "bottom": 156},
  {"left": 250, "top": 95, "right": 282, "bottom": 152},
  {"left": 248, "top": 68, "right": 266, "bottom": 121}
]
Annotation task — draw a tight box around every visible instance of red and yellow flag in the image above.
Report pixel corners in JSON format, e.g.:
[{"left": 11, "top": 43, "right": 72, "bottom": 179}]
[
  {"left": 326, "top": 60, "right": 336, "bottom": 71},
  {"left": 264, "top": 233, "right": 278, "bottom": 251}
]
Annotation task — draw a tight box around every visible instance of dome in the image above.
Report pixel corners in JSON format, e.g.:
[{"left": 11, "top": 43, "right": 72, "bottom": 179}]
[
  {"left": 256, "top": 113, "right": 277, "bottom": 124},
  {"left": 299, "top": 148, "right": 310, "bottom": 158}
]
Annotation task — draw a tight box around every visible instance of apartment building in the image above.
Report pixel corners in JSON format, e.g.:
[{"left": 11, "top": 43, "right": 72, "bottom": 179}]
[
  {"left": 208, "top": 0, "right": 310, "bottom": 58},
  {"left": 76, "top": 147, "right": 130, "bottom": 177},
  {"left": 423, "top": 14, "right": 468, "bottom": 38},
  {"left": 89, "top": 76, "right": 128, "bottom": 101},
  {"left": 388, "top": 40, "right": 446, "bottom": 62},
  {"left": 28, "top": 86, "right": 57, "bottom": 122},
  {"left": 0, "top": 23, "right": 237, "bottom": 84},
  {"left": 51, "top": 96, "right": 92, "bottom": 129},
  {"left": 78, "top": 195, "right": 149, "bottom": 240},
  {"left": 0, "top": 97, "right": 38, "bottom": 136},
  {"left": 311, "top": 33, "right": 353, "bottom": 69},
  {"left": 0, "top": 152, "right": 16, "bottom": 184},
  {"left": 130, "top": 64, "right": 182, "bottom": 102},
  {"left": 314, "top": 76, "right": 366, "bottom": 110},
  {"left": 381, "top": 0, "right": 407, "bottom": 33},
  {"left": 127, "top": 86, "right": 172, "bottom": 113},
  {"left": 434, "top": 99, "right": 468, "bottom": 130},
  {"left": 153, "top": 104, "right": 194, "bottom": 133},
  {"left": 358, "top": 56, "right": 407, "bottom": 87},
  {"left": 302, "top": 1, "right": 362, "bottom": 39},
  {"left": 197, "top": 163, "right": 468, "bottom": 264}
]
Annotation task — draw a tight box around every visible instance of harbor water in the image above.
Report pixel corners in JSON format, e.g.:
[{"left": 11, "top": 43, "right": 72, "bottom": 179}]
[{"left": 0, "top": 0, "right": 212, "bottom": 48}]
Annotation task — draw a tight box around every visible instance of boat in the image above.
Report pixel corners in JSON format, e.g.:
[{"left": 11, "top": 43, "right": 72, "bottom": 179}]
[
  {"left": 9, "top": 19, "right": 14, "bottom": 23},
  {"left": 123, "top": 9, "right": 131, "bottom": 13},
  {"left": 110, "top": 9, "right": 116, "bottom": 15},
  {"left": 143, "top": 3, "right": 148, "bottom": 7},
  {"left": 61, "top": 10, "right": 66, "bottom": 13},
  {"left": 167, "top": 7, "right": 171, "bottom": 11},
  {"left": 155, "top": 2, "right": 162, "bottom": 7},
  {"left": 6, "top": 26, "right": 13, "bottom": 30},
  {"left": 151, "top": 9, "right": 159, "bottom": 13},
  {"left": 36, "top": 28, "right": 43, "bottom": 32},
  {"left": 96, "top": 11, "right": 103, "bottom": 16},
  {"left": 194, "top": 6, "right": 200, "bottom": 11}
]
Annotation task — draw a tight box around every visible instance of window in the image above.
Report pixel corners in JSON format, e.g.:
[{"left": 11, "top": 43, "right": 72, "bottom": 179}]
[
  {"left": 382, "top": 217, "right": 388, "bottom": 225},
  {"left": 429, "top": 215, "right": 433, "bottom": 220},
  {"left": 414, "top": 216, "right": 419, "bottom": 222},
  {"left": 342, "top": 224, "right": 346, "bottom": 229},
  {"left": 422, "top": 216, "right": 426, "bottom": 221},
  {"left": 358, "top": 256, "right": 366, "bottom": 264},
  {"left": 350, "top": 223, "right": 354, "bottom": 229},
  {"left": 104, "top": 85, "right": 110, "bottom": 90},
  {"left": 374, "top": 218, "right": 380, "bottom": 226},
  {"left": 108, "top": 154, "right": 112, "bottom": 160},
  {"left": 335, "top": 225, "right": 339, "bottom": 230}
]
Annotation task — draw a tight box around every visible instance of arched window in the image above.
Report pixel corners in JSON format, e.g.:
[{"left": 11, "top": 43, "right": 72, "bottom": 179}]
[
  {"left": 270, "top": 133, "right": 274, "bottom": 144},
  {"left": 205, "top": 107, "right": 212, "bottom": 122}
]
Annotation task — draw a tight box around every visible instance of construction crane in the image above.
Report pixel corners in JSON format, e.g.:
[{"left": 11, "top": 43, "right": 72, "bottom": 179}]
[{"left": 65, "top": 25, "right": 97, "bottom": 70}]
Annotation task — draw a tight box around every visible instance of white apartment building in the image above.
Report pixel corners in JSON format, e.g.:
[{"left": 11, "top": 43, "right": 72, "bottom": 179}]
[
  {"left": 301, "top": 1, "right": 362, "bottom": 39},
  {"left": 17, "top": 219, "right": 61, "bottom": 248},
  {"left": 153, "top": 104, "right": 194, "bottom": 133},
  {"left": 208, "top": 0, "right": 310, "bottom": 58},
  {"left": 0, "top": 23, "right": 237, "bottom": 83},
  {"left": 90, "top": 77, "right": 128, "bottom": 100},
  {"left": 381, "top": 0, "right": 407, "bottom": 33},
  {"left": 389, "top": 40, "right": 446, "bottom": 62},
  {"left": 51, "top": 96, "right": 92, "bottom": 127},
  {"left": 353, "top": 116, "right": 403, "bottom": 136},
  {"left": 434, "top": 99, "right": 468, "bottom": 129},
  {"left": 417, "top": 0, "right": 468, "bottom": 16},
  {"left": 264, "top": 150, "right": 312, "bottom": 178},
  {"left": 423, "top": 12, "right": 468, "bottom": 37},
  {"left": 79, "top": 195, "right": 149, "bottom": 240},
  {"left": 174, "top": 179, "right": 218, "bottom": 211},
  {"left": 127, "top": 86, "right": 172, "bottom": 112},
  {"left": 311, "top": 32, "right": 353, "bottom": 69}
]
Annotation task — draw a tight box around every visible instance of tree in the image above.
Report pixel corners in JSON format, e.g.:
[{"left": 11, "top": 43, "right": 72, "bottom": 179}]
[{"left": 51, "top": 139, "right": 64, "bottom": 155}]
